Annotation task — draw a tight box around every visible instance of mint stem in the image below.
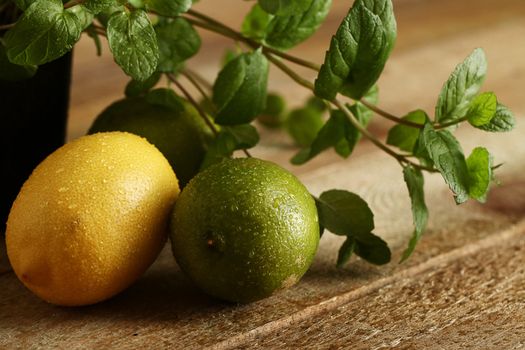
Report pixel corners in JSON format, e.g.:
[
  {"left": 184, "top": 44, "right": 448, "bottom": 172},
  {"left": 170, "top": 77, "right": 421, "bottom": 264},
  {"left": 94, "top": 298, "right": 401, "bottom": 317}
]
[
  {"left": 435, "top": 116, "right": 468, "bottom": 130},
  {"left": 166, "top": 73, "right": 252, "bottom": 158},
  {"left": 184, "top": 10, "right": 320, "bottom": 71},
  {"left": 180, "top": 69, "right": 216, "bottom": 114},
  {"left": 360, "top": 99, "right": 423, "bottom": 129}
]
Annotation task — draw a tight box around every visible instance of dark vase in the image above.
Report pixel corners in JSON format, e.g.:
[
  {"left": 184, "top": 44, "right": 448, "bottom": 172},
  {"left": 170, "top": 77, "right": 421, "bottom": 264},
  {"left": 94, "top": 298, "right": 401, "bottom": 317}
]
[{"left": 1, "top": 53, "right": 72, "bottom": 232}]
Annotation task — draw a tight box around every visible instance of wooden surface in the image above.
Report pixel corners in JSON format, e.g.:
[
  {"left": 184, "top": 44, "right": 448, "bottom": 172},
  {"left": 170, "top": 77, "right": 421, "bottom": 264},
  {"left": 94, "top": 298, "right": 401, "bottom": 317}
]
[{"left": 2, "top": 0, "right": 525, "bottom": 348}]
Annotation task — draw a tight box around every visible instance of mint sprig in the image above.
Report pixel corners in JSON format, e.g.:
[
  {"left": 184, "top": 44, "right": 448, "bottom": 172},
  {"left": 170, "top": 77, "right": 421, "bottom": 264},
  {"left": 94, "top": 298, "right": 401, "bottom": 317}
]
[{"left": 0, "top": 0, "right": 515, "bottom": 266}]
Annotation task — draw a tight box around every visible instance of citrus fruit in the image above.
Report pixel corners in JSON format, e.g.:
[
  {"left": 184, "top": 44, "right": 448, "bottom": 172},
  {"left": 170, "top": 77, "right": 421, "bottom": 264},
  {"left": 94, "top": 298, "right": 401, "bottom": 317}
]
[
  {"left": 89, "top": 92, "right": 212, "bottom": 187},
  {"left": 170, "top": 157, "right": 319, "bottom": 303},
  {"left": 6, "top": 132, "right": 179, "bottom": 306}
]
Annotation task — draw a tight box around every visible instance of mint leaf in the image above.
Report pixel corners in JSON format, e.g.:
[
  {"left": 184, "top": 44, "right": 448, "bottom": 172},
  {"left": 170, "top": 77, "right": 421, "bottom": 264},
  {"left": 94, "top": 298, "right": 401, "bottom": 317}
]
[
  {"left": 400, "top": 166, "right": 428, "bottom": 262},
  {"left": 95, "top": 4, "right": 125, "bottom": 26},
  {"left": 314, "top": 0, "right": 396, "bottom": 100},
  {"left": 386, "top": 110, "right": 427, "bottom": 152},
  {"left": 291, "top": 96, "right": 377, "bottom": 165},
  {"left": 258, "top": 0, "right": 312, "bottom": 16},
  {"left": 336, "top": 237, "right": 356, "bottom": 268},
  {"left": 212, "top": 49, "right": 269, "bottom": 125},
  {"left": 257, "top": 92, "right": 287, "bottom": 128},
  {"left": 435, "top": 48, "right": 487, "bottom": 123},
  {"left": 285, "top": 106, "right": 324, "bottom": 147},
  {"left": 421, "top": 123, "right": 470, "bottom": 204},
  {"left": 125, "top": 72, "right": 162, "bottom": 97},
  {"left": 316, "top": 190, "right": 374, "bottom": 236},
  {"left": 223, "top": 124, "right": 260, "bottom": 149},
  {"left": 291, "top": 110, "right": 346, "bottom": 165},
  {"left": 67, "top": 5, "right": 94, "bottom": 30},
  {"left": 354, "top": 232, "right": 390, "bottom": 265},
  {"left": 12, "top": 0, "right": 34, "bottom": 11},
  {"left": 83, "top": 0, "right": 118, "bottom": 15},
  {"left": 145, "top": 88, "right": 185, "bottom": 111},
  {"left": 242, "top": 4, "right": 273, "bottom": 40},
  {"left": 144, "top": 0, "right": 191, "bottom": 16},
  {"left": 155, "top": 18, "right": 201, "bottom": 73},
  {"left": 350, "top": 84, "right": 379, "bottom": 122},
  {"left": 306, "top": 96, "right": 327, "bottom": 112},
  {"left": 0, "top": 41, "right": 37, "bottom": 81},
  {"left": 466, "top": 92, "right": 497, "bottom": 127},
  {"left": 466, "top": 147, "right": 493, "bottom": 203},
  {"left": 265, "top": 0, "right": 332, "bottom": 50},
  {"left": 475, "top": 103, "right": 515, "bottom": 133},
  {"left": 200, "top": 125, "right": 259, "bottom": 170},
  {"left": 5, "top": 0, "right": 82, "bottom": 66},
  {"left": 107, "top": 9, "right": 159, "bottom": 81}
]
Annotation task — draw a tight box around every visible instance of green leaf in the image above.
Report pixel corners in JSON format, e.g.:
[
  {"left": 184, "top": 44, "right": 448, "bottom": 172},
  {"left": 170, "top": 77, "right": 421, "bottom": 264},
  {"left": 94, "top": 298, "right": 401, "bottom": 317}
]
[
  {"left": 12, "top": 0, "right": 34, "bottom": 11},
  {"left": 306, "top": 96, "right": 327, "bottom": 112},
  {"left": 258, "top": 0, "right": 312, "bottom": 16},
  {"left": 212, "top": 49, "right": 269, "bottom": 125},
  {"left": 67, "top": 5, "right": 95, "bottom": 30},
  {"left": 386, "top": 110, "right": 427, "bottom": 152},
  {"left": 265, "top": 0, "right": 332, "bottom": 50},
  {"left": 125, "top": 71, "right": 162, "bottom": 97},
  {"left": 285, "top": 106, "right": 324, "bottom": 147},
  {"left": 221, "top": 48, "right": 238, "bottom": 68},
  {"left": 95, "top": 4, "right": 125, "bottom": 26},
  {"left": 466, "top": 147, "right": 493, "bottom": 203},
  {"left": 400, "top": 166, "right": 428, "bottom": 262},
  {"left": 474, "top": 103, "right": 515, "bottom": 133},
  {"left": 145, "top": 87, "right": 185, "bottom": 112},
  {"left": 466, "top": 92, "right": 497, "bottom": 127},
  {"left": 83, "top": 0, "right": 118, "bottom": 15},
  {"left": 223, "top": 124, "right": 260, "bottom": 149},
  {"left": 435, "top": 48, "right": 487, "bottom": 123},
  {"left": 291, "top": 95, "right": 377, "bottom": 165},
  {"left": 354, "top": 232, "right": 391, "bottom": 265},
  {"left": 314, "top": 0, "right": 396, "bottom": 100},
  {"left": 144, "top": 0, "right": 191, "bottom": 16},
  {"left": 257, "top": 92, "right": 287, "bottom": 128},
  {"left": 336, "top": 237, "right": 356, "bottom": 268},
  {"left": 155, "top": 18, "right": 201, "bottom": 73},
  {"left": 0, "top": 41, "right": 37, "bottom": 81},
  {"left": 242, "top": 4, "right": 273, "bottom": 40},
  {"left": 200, "top": 125, "right": 258, "bottom": 170},
  {"left": 5, "top": 0, "right": 82, "bottom": 66},
  {"left": 107, "top": 9, "right": 159, "bottom": 81},
  {"left": 350, "top": 84, "right": 379, "bottom": 123},
  {"left": 316, "top": 190, "right": 374, "bottom": 236},
  {"left": 421, "top": 123, "right": 470, "bottom": 204},
  {"left": 291, "top": 110, "right": 346, "bottom": 165}
]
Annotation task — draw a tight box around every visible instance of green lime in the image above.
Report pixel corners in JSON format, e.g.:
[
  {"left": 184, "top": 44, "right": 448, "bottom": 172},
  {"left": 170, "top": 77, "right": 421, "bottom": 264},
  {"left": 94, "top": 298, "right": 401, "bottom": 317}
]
[
  {"left": 89, "top": 92, "right": 212, "bottom": 187},
  {"left": 169, "top": 157, "right": 319, "bottom": 303}
]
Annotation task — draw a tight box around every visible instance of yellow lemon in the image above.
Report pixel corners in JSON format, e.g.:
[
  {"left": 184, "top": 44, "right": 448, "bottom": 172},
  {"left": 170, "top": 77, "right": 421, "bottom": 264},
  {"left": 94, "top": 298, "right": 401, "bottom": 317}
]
[{"left": 6, "top": 132, "right": 179, "bottom": 306}]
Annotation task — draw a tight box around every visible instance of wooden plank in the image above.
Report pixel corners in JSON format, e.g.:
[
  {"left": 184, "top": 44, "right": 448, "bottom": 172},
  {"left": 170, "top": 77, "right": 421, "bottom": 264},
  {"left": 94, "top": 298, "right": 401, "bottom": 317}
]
[
  {"left": 1, "top": 123, "right": 524, "bottom": 348},
  {"left": 225, "top": 224, "right": 525, "bottom": 349},
  {"left": 1, "top": 0, "right": 525, "bottom": 348}
]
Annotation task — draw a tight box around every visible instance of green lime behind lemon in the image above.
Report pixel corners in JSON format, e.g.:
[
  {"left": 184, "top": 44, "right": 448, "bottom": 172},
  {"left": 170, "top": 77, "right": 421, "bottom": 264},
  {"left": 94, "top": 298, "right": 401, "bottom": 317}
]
[
  {"left": 89, "top": 92, "right": 212, "bottom": 187},
  {"left": 170, "top": 157, "right": 319, "bottom": 303}
]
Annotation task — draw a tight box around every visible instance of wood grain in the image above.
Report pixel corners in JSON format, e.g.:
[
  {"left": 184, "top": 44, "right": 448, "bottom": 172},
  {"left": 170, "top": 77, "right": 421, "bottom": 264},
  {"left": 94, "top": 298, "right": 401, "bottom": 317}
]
[{"left": 1, "top": 0, "right": 525, "bottom": 348}]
